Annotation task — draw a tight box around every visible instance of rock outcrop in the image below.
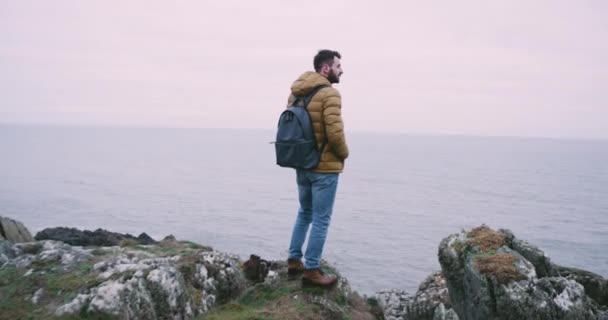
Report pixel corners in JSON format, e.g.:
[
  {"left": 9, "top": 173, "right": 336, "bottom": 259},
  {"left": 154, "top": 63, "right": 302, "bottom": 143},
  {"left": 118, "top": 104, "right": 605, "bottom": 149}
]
[
  {"left": 0, "top": 216, "right": 34, "bottom": 243},
  {"left": 377, "top": 225, "right": 607, "bottom": 320},
  {"left": 0, "top": 218, "right": 379, "bottom": 320},
  {"left": 3, "top": 217, "right": 607, "bottom": 320},
  {"left": 35, "top": 226, "right": 158, "bottom": 246},
  {"left": 0, "top": 236, "right": 245, "bottom": 319},
  {"left": 377, "top": 271, "right": 452, "bottom": 320},
  {"left": 437, "top": 225, "right": 607, "bottom": 320},
  {"left": 238, "top": 255, "right": 379, "bottom": 320}
]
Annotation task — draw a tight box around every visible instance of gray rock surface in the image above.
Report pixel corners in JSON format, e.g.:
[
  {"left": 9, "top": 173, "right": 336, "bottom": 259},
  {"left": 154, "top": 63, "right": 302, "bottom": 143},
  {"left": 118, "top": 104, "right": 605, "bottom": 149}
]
[
  {"left": 433, "top": 303, "right": 460, "bottom": 320},
  {"left": 554, "top": 265, "right": 608, "bottom": 307},
  {"left": 0, "top": 216, "right": 34, "bottom": 243},
  {"left": 377, "top": 271, "right": 452, "bottom": 320},
  {"left": 438, "top": 226, "right": 606, "bottom": 320},
  {"left": 11, "top": 240, "right": 92, "bottom": 269},
  {"left": 1, "top": 237, "right": 245, "bottom": 319}
]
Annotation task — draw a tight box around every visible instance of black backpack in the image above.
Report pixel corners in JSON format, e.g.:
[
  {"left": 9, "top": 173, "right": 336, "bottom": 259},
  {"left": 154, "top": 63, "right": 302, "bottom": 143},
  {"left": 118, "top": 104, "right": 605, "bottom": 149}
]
[{"left": 274, "top": 85, "right": 329, "bottom": 169}]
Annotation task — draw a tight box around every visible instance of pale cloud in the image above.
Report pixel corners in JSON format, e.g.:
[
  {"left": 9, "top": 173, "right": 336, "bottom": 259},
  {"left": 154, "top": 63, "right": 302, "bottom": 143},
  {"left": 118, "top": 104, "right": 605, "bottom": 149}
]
[{"left": 1, "top": 0, "right": 607, "bottom": 138}]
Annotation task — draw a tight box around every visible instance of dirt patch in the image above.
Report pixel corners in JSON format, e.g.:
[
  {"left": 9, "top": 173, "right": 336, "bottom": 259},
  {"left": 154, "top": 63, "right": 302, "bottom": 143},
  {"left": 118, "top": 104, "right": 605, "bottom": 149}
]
[{"left": 260, "top": 295, "right": 310, "bottom": 320}]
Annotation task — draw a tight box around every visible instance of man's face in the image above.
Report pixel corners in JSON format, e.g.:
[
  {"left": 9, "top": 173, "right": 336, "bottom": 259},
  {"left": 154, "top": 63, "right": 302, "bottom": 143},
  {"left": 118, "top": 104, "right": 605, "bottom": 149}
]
[{"left": 327, "top": 57, "right": 343, "bottom": 84}]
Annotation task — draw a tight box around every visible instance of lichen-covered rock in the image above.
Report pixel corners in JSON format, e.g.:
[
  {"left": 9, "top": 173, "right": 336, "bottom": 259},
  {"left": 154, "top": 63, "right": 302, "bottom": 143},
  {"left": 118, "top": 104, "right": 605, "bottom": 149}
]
[
  {"left": 433, "top": 303, "right": 460, "bottom": 320},
  {"left": 438, "top": 232, "right": 468, "bottom": 317},
  {"left": 1, "top": 240, "right": 16, "bottom": 266},
  {"left": 0, "top": 216, "right": 34, "bottom": 243},
  {"left": 199, "top": 250, "right": 246, "bottom": 305},
  {"left": 1, "top": 236, "right": 246, "bottom": 319},
  {"left": 554, "top": 265, "right": 608, "bottom": 307},
  {"left": 503, "top": 229, "right": 554, "bottom": 278},
  {"left": 494, "top": 277, "right": 597, "bottom": 320},
  {"left": 0, "top": 240, "right": 17, "bottom": 258},
  {"left": 8, "top": 240, "right": 92, "bottom": 269},
  {"left": 417, "top": 271, "right": 452, "bottom": 308},
  {"left": 377, "top": 271, "right": 451, "bottom": 320},
  {"left": 438, "top": 226, "right": 604, "bottom": 320},
  {"left": 376, "top": 289, "right": 414, "bottom": 320},
  {"left": 146, "top": 265, "right": 191, "bottom": 318}
]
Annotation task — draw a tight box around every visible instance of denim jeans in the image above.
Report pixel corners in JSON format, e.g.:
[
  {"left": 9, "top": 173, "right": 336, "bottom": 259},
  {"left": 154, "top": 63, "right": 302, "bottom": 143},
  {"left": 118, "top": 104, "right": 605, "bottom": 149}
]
[{"left": 288, "top": 170, "right": 339, "bottom": 270}]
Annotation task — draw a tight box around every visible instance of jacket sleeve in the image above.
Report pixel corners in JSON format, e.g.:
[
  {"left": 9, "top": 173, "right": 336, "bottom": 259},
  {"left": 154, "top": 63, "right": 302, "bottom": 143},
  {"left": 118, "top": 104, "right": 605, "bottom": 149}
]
[{"left": 322, "top": 89, "right": 349, "bottom": 160}]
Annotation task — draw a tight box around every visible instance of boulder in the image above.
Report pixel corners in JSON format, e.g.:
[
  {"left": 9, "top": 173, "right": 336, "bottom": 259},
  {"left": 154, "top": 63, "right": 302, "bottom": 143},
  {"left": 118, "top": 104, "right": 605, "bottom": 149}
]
[
  {"left": 554, "top": 265, "right": 608, "bottom": 307},
  {"left": 438, "top": 225, "right": 605, "bottom": 320},
  {"left": 1, "top": 235, "right": 245, "bottom": 319},
  {"left": 35, "top": 227, "right": 157, "bottom": 246},
  {"left": 377, "top": 271, "right": 452, "bottom": 320},
  {"left": 433, "top": 303, "right": 460, "bottom": 320},
  {"left": 0, "top": 216, "right": 34, "bottom": 243},
  {"left": 242, "top": 254, "right": 270, "bottom": 282}
]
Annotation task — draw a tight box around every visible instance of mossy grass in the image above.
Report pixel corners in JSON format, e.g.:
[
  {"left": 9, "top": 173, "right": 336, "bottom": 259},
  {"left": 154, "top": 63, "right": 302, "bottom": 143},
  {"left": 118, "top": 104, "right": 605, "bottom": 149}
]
[
  {"left": 0, "top": 261, "right": 101, "bottom": 320},
  {"left": 199, "top": 264, "right": 380, "bottom": 320}
]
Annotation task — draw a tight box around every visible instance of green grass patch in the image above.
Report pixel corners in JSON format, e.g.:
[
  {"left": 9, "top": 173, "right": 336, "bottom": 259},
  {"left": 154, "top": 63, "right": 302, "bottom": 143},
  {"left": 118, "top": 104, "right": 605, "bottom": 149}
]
[
  {"left": 0, "top": 267, "right": 39, "bottom": 319},
  {"left": 293, "top": 300, "right": 308, "bottom": 313},
  {"left": 452, "top": 239, "right": 469, "bottom": 255},
  {"left": 0, "top": 260, "right": 104, "bottom": 320},
  {"left": 197, "top": 268, "right": 379, "bottom": 320},
  {"left": 44, "top": 262, "right": 99, "bottom": 295},
  {"left": 301, "top": 285, "right": 326, "bottom": 296},
  {"left": 198, "top": 302, "right": 273, "bottom": 320},
  {"left": 334, "top": 292, "right": 347, "bottom": 306},
  {"left": 180, "top": 241, "right": 212, "bottom": 251},
  {"left": 239, "top": 284, "right": 292, "bottom": 307}
]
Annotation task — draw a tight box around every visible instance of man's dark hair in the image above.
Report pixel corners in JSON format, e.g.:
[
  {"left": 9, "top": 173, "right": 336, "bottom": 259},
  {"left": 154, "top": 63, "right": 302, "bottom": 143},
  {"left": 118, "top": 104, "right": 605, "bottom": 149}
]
[{"left": 314, "top": 50, "right": 341, "bottom": 72}]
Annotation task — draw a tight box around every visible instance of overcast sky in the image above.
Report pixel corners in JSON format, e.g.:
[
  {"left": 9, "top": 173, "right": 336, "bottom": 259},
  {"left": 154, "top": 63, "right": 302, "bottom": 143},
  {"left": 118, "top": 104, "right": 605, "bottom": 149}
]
[{"left": 1, "top": 1, "right": 607, "bottom": 138}]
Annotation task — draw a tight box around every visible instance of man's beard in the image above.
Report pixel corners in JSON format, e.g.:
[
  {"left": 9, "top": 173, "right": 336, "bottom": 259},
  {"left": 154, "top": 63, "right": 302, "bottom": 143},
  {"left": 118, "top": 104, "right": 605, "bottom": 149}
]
[{"left": 328, "top": 69, "right": 340, "bottom": 84}]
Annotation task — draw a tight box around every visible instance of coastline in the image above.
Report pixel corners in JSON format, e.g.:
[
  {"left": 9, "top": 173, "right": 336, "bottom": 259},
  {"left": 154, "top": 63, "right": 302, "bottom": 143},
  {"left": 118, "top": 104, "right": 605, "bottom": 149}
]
[{"left": 1, "top": 217, "right": 607, "bottom": 319}]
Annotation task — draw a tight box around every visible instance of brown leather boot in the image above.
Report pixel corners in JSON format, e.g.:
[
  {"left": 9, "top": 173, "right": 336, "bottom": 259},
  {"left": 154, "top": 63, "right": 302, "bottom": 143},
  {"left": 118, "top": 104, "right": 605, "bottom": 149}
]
[
  {"left": 287, "top": 259, "right": 304, "bottom": 279},
  {"left": 302, "top": 268, "right": 337, "bottom": 287}
]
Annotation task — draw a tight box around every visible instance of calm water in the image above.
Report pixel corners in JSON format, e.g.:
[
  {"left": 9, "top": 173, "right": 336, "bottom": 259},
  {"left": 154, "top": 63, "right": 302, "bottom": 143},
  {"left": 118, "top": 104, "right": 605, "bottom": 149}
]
[{"left": 1, "top": 124, "right": 607, "bottom": 294}]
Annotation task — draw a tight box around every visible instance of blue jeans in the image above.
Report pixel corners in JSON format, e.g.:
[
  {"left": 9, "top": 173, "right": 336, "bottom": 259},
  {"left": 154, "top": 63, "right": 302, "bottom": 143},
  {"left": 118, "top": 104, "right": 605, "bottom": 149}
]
[{"left": 288, "top": 170, "right": 339, "bottom": 270}]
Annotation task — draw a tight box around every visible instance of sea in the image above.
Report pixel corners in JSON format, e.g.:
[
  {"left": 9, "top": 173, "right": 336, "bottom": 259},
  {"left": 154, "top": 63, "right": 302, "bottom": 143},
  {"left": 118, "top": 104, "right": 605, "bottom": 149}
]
[{"left": 1, "top": 124, "right": 607, "bottom": 295}]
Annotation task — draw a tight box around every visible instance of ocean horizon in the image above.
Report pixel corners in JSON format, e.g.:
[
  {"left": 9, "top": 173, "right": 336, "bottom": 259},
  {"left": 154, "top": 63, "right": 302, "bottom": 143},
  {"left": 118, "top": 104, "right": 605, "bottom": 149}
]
[{"left": 1, "top": 123, "right": 607, "bottom": 294}]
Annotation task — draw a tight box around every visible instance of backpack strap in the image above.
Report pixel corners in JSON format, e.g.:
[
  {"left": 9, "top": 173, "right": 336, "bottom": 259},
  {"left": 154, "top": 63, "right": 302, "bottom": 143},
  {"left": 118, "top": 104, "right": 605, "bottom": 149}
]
[
  {"left": 292, "top": 85, "right": 330, "bottom": 107},
  {"left": 301, "top": 85, "right": 330, "bottom": 155},
  {"left": 302, "top": 85, "right": 330, "bottom": 109}
]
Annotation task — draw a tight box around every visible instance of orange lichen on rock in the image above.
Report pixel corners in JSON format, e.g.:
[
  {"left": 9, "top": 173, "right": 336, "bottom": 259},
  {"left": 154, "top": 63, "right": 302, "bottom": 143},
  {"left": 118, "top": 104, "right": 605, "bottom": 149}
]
[
  {"left": 467, "top": 225, "right": 506, "bottom": 252},
  {"left": 476, "top": 253, "right": 526, "bottom": 284}
]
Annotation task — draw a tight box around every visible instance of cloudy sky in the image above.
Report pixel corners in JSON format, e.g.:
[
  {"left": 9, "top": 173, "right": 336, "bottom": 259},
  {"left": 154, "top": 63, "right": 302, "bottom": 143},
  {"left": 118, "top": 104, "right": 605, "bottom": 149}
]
[{"left": 1, "top": 1, "right": 607, "bottom": 138}]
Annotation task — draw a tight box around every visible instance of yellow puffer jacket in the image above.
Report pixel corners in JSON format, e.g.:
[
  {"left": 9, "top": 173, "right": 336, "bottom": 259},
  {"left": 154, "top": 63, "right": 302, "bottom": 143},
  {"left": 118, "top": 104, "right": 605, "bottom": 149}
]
[{"left": 288, "top": 71, "right": 349, "bottom": 173}]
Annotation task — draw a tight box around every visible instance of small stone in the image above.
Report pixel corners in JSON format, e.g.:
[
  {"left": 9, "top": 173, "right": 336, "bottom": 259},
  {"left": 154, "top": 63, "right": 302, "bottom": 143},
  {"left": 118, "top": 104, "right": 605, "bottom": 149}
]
[{"left": 32, "top": 288, "right": 44, "bottom": 304}]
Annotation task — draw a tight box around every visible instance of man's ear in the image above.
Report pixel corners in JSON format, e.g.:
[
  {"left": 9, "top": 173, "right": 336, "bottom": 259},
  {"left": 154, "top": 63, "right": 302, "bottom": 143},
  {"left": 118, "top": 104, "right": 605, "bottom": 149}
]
[{"left": 321, "top": 64, "right": 330, "bottom": 75}]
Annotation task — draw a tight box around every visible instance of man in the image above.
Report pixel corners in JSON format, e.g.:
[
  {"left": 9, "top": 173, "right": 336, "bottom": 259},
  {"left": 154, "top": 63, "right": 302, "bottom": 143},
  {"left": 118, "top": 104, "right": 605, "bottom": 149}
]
[{"left": 286, "top": 49, "right": 349, "bottom": 287}]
